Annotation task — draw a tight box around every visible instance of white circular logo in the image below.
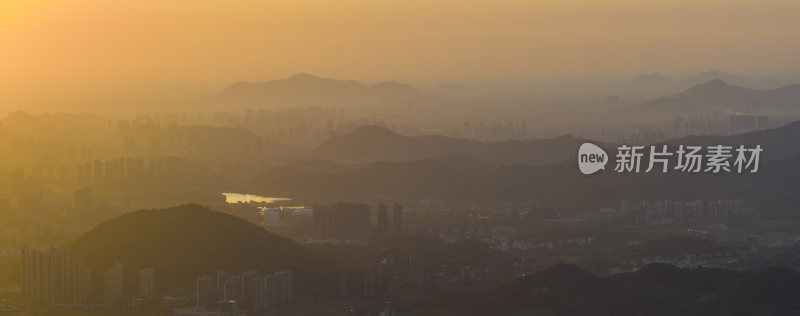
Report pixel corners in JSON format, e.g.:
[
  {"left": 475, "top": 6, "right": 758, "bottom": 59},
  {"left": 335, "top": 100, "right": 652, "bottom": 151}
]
[{"left": 578, "top": 143, "right": 608, "bottom": 175}]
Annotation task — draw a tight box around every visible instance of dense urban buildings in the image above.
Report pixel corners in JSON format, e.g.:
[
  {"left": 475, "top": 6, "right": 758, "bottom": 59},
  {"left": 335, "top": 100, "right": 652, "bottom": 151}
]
[
  {"left": 20, "top": 249, "right": 150, "bottom": 308},
  {"left": 71, "top": 259, "right": 91, "bottom": 305},
  {"left": 377, "top": 203, "right": 389, "bottom": 235},
  {"left": 194, "top": 269, "right": 293, "bottom": 314},
  {"left": 21, "top": 248, "right": 96, "bottom": 306},
  {"left": 102, "top": 261, "right": 124, "bottom": 305},
  {"left": 20, "top": 248, "right": 81, "bottom": 305},
  {"left": 312, "top": 202, "right": 371, "bottom": 241},
  {"left": 139, "top": 267, "right": 155, "bottom": 302},
  {"left": 393, "top": 203, "right": 404, "bottom": 233},
  {"left": 21, "top": 248, "right": 56, "bottom": 305},
  {"left": 4, "top": 1, "right": 800, "bottom": 313}
]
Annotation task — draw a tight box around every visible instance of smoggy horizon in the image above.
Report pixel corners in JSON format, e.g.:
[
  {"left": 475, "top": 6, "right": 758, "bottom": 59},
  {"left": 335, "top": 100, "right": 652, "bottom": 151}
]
[
  {"left": 3, "top": 1, "right": 800, "bottom": 81},
  {"left": 3, "top": 0, "right": 800, "bottom": 114}
]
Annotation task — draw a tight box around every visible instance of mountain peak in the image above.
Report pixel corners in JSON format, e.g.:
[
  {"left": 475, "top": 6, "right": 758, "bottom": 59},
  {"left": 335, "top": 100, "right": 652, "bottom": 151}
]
[
  {"left": 640, "top": 79, "right": 800, "bottom": 114},
  {"left": 349, "top": 125, "right": 399, "bottom": 137},
  {"left": 289, "top": 73, "right": 320, "bottom": 80},
  {"left": 674, "top": 78, "right": 746, "bottom": 100},
  {"left": 699, "top": 78, "right": 731, "bottom": 87},
  {"left": 68, "top": 204, "right": 326, "bottom": 293},
  {"left": 690, "top": 69, "right": 740, "bottom": 84},
  {"left": 371, "top": 80, "right": 413, "bottom": 89},
  {"left": 700, "top": 69, "right": 729, "bottom": 76}
]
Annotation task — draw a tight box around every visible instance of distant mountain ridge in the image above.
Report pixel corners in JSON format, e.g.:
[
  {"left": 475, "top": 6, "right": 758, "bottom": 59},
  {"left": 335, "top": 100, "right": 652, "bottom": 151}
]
[
  {"left": 621, "top": 69, "right": 797, "bottom": 101},
  {"left": 688, "top": 69, "right": 788, "bottom": 89},
  {"left": 210, "top": 73, "right": 430, "bottom": 109},
  {"left": 257, "top": 122, "right": 800, "bottom": 205},
  {"left": 630, "top": 72, "right": 672, "bottom": 85},
  {"left": 312, "top": 125, "right": 592, "bottom": 166},
  {"left": 254, "top": 153, "right": 800, "bottom": 205},
  {"left": 639, "top": 79, "right": 800, "bottom": 114},
  {"left": 665, "top": 121, "right": 800, "bottom": 161}
]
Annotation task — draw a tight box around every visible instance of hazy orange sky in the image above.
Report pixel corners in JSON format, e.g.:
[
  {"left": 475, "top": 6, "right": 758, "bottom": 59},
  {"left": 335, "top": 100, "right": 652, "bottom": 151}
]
[{"left": 1, "top": 0, "right": 799, "bottom": 111}]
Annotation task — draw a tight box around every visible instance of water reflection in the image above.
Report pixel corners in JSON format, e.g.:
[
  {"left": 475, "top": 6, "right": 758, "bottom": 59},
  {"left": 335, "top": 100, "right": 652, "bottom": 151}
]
[{"left": 222, "top": 193, "right": 292, "bottom": 204}]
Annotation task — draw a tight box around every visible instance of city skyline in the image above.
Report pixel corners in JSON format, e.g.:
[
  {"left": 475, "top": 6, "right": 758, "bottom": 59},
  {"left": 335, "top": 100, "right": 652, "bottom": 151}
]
[{"left": 2, "top": 1, "right": 800, "bottom": 315}]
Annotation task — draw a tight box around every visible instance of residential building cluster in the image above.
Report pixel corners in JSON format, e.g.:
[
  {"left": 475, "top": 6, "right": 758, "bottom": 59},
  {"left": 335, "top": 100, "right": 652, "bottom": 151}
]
[
  {"left": 341, "top": 252, "right": 495, "bottom": 300},
  {"left": 75, "top": 156, "right": 186, "bottom": 187},
  {"left": 21, "top": 247, "right": 86, "bottom": 305},
  {"left": 21, "top": 247, "right": 154, "bottom": 306},
  {"left": 192, "top": 269, "right": 293, "bottom": 315},
  {"left": 311, "top": 202, "right": 404, "bottom": 241},
  {"left": 672, "top": 113, "right": 780, "bottom": 137},
  {"left": 620, "top": 199, "right": 750, "bottom": 219}
]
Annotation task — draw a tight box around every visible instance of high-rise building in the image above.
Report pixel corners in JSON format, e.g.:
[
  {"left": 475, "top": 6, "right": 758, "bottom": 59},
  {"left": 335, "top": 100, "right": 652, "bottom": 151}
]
[
  {"left": 377, "top": 203, "right": 389, "bottom": 235},
  {"left": 195, "top": 275, "right": 215, "bottom": 308},
  {"left": 104, "top": 160, "right": 114, "bottom": 184},
  {"left": 21, "top": 248, "right": 55, "bottom": 305},
  {"left": 83, "top": 162, "right": 92, "bottom": 183},
  {"left": 93, "top": 160, "right": 104, "bottom": 184},
  {"left": 223, "top": 275, "right": 242, "bottom": 302},
  {"left": 103, "top": 261, "right": 124, "bottom": 305},
  {"left": 336, "top": 268, "right": 348, "bottom": 297},
  {"left": 213, "top": 269, "right": 293, "bottom": 312},
  {"left": 139, "top": 268, "right": 155, "bottom": 301},
  {"left": 241, "top": 270, "right": 260, "bottom": 307},
  {"left": 72, "top": 259, "right": 91, "bottom": 305},
  {"left": 0, "top": 199, "right": 9, "bottom": 220},
  {"left": 408, "top": 253, "right": 423, "bottom": 278},
  {"left": 265, "top": 273, "right": 277, "bottom": 308},
  {"left": 218, "top": 300, "right": 239, "bottom": 316},
  {"left": 388, "top": 276, "right": 399, "bottom": 297},
  {"left": 363, "top": 276, "right": 377, "bottom": 299},
  {"left": 22, "top": 248, "right": 95, "bottom": 306},
  {"left": 52, "top": 248, "right": 72, "bottom": 302},
  {"left": 312, "top": 202, "right": 371, "bottom": 241},
  {"left": 216, "top": 271, "right": 230, "bottom": 289},
  {"left": 250, "top": 276, "right": 269, "bottom": 312},
  {"left": 384, "top": 302, "right": 395, "bottom": 316},
  {"left": 276, "top": 270, "right": 293, "bottom": 304},
  {"left": 393, "top": 203, "right": 404, "bottom": 232}
]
